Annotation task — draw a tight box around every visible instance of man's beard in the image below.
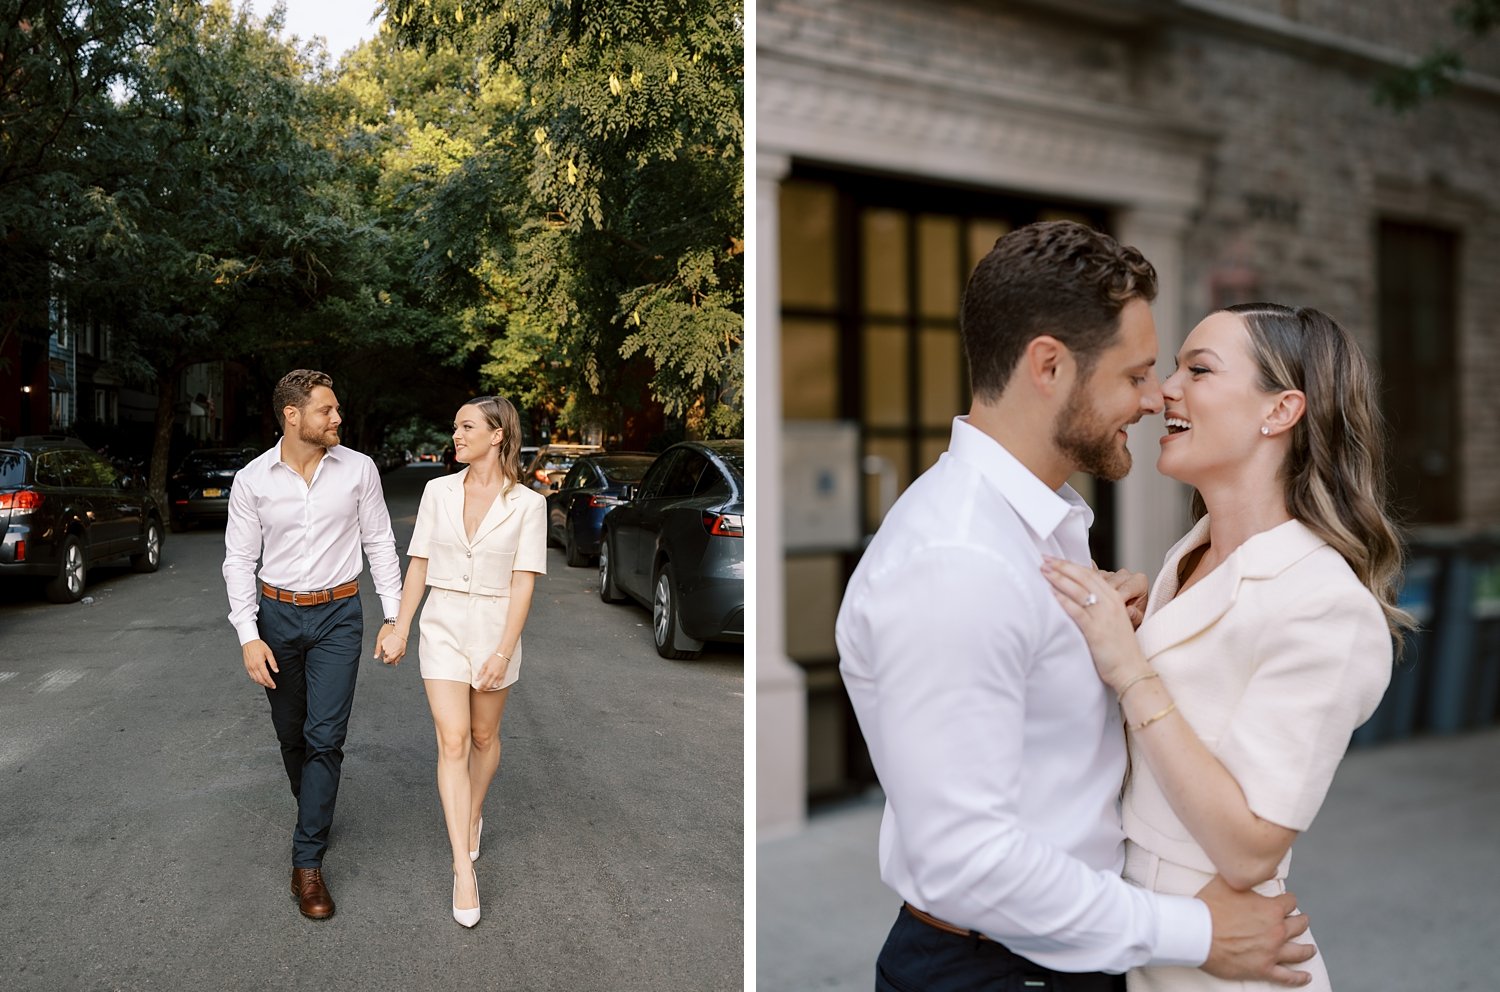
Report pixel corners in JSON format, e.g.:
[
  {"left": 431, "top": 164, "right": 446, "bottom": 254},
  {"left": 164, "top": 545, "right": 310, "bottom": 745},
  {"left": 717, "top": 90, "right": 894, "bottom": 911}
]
[
  {"left": 299, "top": 422, "right": 338, "bottom": 449},
  {"left": 1053, "top": 380, "right": 1132, "bottom": 482}
]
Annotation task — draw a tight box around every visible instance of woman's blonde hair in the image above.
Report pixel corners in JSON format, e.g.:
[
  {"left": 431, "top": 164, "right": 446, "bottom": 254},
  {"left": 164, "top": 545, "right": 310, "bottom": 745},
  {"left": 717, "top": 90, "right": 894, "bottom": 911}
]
[
  {"left": 1199, "top": 303, "right": 1415, "bottom": 653},
  {"left": 461, "top": 396, "right": 523, "bottom": 494}
]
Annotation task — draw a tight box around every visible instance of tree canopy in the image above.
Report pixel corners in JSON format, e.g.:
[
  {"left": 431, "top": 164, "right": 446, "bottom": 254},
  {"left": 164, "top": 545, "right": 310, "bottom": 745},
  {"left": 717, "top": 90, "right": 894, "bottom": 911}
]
[{"left": 384, "top": 0, "right": 745, "bottom": 438}]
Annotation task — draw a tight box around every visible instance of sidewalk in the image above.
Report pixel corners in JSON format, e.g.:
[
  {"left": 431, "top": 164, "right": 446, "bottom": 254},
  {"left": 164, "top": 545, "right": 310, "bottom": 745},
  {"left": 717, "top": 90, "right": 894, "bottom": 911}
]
[{"left": 757, "top": 727, "right": 1500, "bottom": 991}]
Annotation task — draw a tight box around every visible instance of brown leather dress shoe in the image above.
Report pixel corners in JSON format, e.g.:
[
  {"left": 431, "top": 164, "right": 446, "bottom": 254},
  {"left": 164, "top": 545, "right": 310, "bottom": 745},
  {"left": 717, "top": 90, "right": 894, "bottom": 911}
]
[{"left": 290, "top": 867, "right": 335, "bottom": 920}]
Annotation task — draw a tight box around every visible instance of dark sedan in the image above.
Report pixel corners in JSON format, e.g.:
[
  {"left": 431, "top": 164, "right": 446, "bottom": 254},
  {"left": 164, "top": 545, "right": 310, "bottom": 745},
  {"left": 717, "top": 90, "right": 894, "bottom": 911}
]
[
  {"left": 547, "top": 452, "right": 657, "bottom": 567},
  {"left": 168, "top": 447, "right": 256, "bottom": 530},
  {"left": 0, "top": 436, "right": 165, "bottom": 602},
  {"left": 598, "top": 440, "right": 744, "bottom": 660}
]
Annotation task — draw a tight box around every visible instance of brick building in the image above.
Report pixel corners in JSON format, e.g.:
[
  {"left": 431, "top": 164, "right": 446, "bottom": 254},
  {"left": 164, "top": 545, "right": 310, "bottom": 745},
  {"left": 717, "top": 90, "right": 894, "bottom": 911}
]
[{"left": 755, "top": 0, "right": 1500, "bottom": 834}]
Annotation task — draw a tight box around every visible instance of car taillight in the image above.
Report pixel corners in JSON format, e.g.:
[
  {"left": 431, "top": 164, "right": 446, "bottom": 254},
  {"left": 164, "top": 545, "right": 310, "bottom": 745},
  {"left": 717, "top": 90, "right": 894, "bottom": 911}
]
[
  {"left": 0, "top": 490, "right": 43, "bottom": 511},
  {"left": 13, "top": 540, "right": 25, "bottom": 561},
  {"left": 703, "top": 511, "right": 744, "bottom": 537}
]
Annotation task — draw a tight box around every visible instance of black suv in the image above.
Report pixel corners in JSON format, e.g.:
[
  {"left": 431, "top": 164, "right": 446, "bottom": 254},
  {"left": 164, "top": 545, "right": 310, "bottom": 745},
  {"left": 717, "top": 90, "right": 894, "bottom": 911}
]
[{"left": 0, "top": 436, "right": 165, "bottom": 602}]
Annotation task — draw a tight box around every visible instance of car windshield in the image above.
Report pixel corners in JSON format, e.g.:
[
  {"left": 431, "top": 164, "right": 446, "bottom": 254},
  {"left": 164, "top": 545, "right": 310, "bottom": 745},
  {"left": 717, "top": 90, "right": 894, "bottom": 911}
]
[
  {"left": 184, "top": 452, "right": 251, "bottom": 471},
  {"left": 0, "top": 451, "right": 27, "bottom": 486},
  {"left": 597, "top": 457, "right": 656, "bottom": 484}
]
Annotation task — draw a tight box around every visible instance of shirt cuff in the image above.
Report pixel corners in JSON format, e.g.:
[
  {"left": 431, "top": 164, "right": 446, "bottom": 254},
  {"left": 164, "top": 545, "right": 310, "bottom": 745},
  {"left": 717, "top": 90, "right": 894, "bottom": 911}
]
[
  {"left": 380, "top": 597, "right": 400, "bottom": 621},
  {"left": 1151, "top": 893, "right": 1212, "bottom": 967},
  {"left": 235, "top": 621, "right": 262, "bottom": 646}
]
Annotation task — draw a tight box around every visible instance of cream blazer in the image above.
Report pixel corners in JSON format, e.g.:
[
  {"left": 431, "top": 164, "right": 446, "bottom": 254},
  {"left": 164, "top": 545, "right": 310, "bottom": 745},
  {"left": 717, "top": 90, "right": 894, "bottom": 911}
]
[
  {"left": 406, "top": 471, "right": 548, "bottom": 596},
  {"left": 1123, "top": 515, "right": 1392, "bottom": 878}
]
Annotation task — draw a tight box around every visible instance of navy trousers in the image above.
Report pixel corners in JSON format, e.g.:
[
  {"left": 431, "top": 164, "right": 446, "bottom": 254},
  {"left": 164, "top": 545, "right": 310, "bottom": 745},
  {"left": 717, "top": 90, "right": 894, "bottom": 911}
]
[
  {"left": 875, "top": 906, "right": 1125, "bottom": 992},
  {"left": 257, "top": 593, "right": 363, "bottom": 868}
]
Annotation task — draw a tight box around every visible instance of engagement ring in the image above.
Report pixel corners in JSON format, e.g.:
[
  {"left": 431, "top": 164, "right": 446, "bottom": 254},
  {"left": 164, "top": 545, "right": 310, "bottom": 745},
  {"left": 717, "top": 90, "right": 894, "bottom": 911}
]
[{"left": 1083, "top": 593, "right": 1099, "bottom": 607}]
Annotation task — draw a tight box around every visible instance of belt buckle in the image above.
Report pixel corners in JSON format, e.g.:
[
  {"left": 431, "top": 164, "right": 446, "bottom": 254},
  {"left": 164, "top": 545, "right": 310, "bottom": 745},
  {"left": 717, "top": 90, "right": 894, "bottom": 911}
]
[{"left": 291, "top": 590, "right": 316, "bottom": 606}]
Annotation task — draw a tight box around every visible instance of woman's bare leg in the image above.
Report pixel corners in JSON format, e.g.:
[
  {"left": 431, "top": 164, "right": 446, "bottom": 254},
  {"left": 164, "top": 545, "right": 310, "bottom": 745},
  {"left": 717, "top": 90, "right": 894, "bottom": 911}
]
[
  {"left": 425, "top": 678, "right": 478, "bottom": 909},
  {"left": 467, "top": 685, "right": 512, "bottom": 851}
]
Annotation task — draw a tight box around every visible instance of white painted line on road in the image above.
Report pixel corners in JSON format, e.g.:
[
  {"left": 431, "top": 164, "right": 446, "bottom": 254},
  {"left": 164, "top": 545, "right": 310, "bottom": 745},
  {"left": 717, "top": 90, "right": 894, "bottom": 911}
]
[
  {"left": 0, "top": 672, "right": 17, "bottom": 684},
  {"left": 33, "top": 669, "right": 84, "bottom": 693}
]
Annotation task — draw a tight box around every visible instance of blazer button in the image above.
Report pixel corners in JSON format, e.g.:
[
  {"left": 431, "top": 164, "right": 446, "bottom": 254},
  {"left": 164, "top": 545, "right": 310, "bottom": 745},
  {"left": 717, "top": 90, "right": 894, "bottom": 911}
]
[
  {"left": 462, "top": 575, "right": 469, "bottom": 581},
  {"left": 465, "top": 551, "right": 471, "bottom": 558}
]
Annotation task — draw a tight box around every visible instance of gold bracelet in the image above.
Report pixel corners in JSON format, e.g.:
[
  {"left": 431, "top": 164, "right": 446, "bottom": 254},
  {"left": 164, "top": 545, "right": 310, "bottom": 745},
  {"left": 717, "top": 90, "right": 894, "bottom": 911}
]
[
  {"left": 1128, "top": 702, "right": 1176, "bottom": 732},
  {"left": 494, "top": 651, "right": 510, "bottom": 662},
  {"left": 1116, "top": 670, "right": 1159, "bottom": 702}
]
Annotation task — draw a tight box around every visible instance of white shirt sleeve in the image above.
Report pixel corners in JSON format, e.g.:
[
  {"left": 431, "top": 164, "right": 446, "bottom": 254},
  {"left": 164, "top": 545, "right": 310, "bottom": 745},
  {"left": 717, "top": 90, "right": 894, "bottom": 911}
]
[
  {"left": 851, "top": 544, "right": 1209, "bottom": 972},
  {"left": 357, "top": 459, "right": 403, "bottom": 619},
  {"left": 223, "top": 466, "right": 264, "bottom": 646}
]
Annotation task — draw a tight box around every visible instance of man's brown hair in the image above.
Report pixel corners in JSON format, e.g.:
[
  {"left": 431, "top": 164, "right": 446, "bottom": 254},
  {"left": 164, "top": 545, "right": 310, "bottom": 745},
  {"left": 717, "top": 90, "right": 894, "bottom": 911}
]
[
  {"left": 960, "top": 221, "right": 1157, "bottom": 400},
  {"left": 273, "top": 369, "right": 334, "bottom": 428}
]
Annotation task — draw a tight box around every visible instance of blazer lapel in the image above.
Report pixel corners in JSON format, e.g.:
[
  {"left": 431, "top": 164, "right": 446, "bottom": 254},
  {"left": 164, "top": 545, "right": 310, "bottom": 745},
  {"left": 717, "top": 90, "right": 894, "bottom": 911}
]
[
  {"left": 467, "top": 485, "right": 520, "bottom": 548},
  {"left": 440, "top": 472, "right": 470, "bottom": 546},
  {"left": 1136, "top": 541, "right": 1245, "bottom": 660},
  {"left": 1136, "top": 516, "right": 1330, "bottom": 661}
]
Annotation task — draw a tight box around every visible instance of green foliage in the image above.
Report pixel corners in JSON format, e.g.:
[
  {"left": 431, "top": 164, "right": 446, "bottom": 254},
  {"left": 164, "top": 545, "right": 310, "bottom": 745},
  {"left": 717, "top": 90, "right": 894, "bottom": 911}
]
[
  {"left": 1376, "top": 1, "right": 1499, "bottom": 111},
  {"left": 385, "top": 0, "right": 745, "bottom": 438}
]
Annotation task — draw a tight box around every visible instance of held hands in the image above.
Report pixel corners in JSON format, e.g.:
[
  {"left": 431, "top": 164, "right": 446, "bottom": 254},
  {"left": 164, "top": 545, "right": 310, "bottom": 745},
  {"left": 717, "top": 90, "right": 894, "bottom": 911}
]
[
  {"left": 374, "top": 623, "right": 407, "bottom": 665},
  {"left": 242, "top": 639, "right": 280, "bottom": 689},
  {"left": 1040, "top": 557, "right": 1148, "bottom": 688},
  {"left": 1197, "top": 875, "right": 1316, "bottom": 987}
]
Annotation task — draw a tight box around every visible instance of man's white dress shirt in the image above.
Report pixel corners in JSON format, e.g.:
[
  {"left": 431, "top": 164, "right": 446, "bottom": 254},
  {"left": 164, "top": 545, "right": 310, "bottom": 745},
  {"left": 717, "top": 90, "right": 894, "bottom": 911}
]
[
  {"left": 836, "top": 417, "right": 1211, "bottom": 974},
  {"left": 223, "top": 441, "right": 403, "bottom": 645}
]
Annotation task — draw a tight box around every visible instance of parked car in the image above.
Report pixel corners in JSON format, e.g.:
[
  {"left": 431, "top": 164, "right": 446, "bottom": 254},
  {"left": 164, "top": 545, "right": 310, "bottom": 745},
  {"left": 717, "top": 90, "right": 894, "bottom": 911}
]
[
  {"left": 598, "top": 440, "right": 744, "bottom": 659},
  {"left": 0, "top": 435, "right": 165, "bottom": 603},
  {"left": 547, "top": 452, "right": 658, "bottom": 567},
  {"left": 523, "top": 442, "right": 604, "bottom": 493},
  {"left": 167, "top": 447, "right": 257, "bottom": 531}
]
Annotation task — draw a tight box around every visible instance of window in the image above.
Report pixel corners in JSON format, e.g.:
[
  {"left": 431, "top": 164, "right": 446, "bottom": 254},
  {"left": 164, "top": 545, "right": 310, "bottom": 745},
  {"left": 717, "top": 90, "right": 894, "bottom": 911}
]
[
  {"left": 636, "top": 451, "right": 679, "bottom": 500},
  {"left": 560, "top": 463, "right": 592, "bottom": 490},
  {"left": 779, "top": 167, "right": 1115, "bottom": 804},
  {"left": 657, "top": 450, "right": 710, "bottom": 500},
  {"left": 1378, "top": 220, "right": 1459, "bottom": 524}
]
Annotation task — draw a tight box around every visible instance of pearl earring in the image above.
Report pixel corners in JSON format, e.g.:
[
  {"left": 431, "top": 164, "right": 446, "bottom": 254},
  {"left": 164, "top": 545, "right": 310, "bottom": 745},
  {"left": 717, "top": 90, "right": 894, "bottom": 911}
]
[{"left": 1260, "top": 426, "right": 1271, "bottom": 436}]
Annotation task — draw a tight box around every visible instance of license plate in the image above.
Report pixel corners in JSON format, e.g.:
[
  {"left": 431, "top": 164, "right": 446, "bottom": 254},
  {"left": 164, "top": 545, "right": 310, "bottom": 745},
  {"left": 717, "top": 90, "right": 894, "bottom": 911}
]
[{"left": 202, "top": 488, "right": 223, "bottom": 498}]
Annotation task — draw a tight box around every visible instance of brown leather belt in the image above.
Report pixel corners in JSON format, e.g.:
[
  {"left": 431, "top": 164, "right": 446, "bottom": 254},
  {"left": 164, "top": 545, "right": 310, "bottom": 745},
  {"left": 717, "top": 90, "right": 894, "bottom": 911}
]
[
  {"left": 261, "top": 579, "right": 359, "bottom": 606},
  {"left": 903, "top": 902, "right": 990, "bottom": 942}
]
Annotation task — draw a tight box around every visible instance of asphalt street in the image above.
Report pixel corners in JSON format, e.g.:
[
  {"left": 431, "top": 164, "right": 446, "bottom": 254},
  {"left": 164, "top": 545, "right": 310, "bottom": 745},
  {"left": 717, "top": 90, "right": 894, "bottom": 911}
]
[{"left": 0, "top": 463, "right": 744, "bottom": 992}]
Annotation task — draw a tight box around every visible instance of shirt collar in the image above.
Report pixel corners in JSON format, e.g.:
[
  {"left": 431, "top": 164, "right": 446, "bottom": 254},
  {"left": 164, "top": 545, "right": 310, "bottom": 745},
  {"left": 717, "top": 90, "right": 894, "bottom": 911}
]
[
  {"left": 273, "top": 439, "right": 345, "bottom": 469},
  {"left": 948, "top": 416, "right": 1093, "bottom": 541}
]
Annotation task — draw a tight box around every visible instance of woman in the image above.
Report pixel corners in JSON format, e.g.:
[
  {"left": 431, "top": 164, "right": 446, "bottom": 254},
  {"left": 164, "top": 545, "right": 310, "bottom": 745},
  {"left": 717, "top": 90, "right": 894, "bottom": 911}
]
[
  {"left": 377, "top": 396, "right": 547, "bottom": 927},
  {"left": 1042, "top": 304, "right": 1412, "bottom": 990}
]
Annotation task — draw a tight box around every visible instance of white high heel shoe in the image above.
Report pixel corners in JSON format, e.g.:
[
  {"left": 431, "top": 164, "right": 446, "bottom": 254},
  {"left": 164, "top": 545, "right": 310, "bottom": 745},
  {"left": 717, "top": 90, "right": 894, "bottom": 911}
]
[
  {"left": 452, "top": 869, "right": 480, "bottom": 928},
  {"left": 469, "top": 818, "right": 483, "bottom": 863}
]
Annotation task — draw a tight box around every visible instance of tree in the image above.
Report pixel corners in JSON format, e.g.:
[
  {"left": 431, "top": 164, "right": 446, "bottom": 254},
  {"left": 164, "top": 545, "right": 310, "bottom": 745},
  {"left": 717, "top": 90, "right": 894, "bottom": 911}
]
[
  {"left": 385, "top": 0, "right": 744, "bottom": 438},
  {"left": 0, "top": 0, "right": 152, "bottom": 377},
  {"left": 72, "top": 0, "right": 378, "bottom": 494}
]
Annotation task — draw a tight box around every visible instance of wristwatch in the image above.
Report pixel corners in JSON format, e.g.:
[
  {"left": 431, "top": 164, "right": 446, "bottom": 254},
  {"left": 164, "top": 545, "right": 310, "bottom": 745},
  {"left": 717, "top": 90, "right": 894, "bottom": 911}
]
[{"left": 383, "top": 617, "right": 397, "bottom": 626}]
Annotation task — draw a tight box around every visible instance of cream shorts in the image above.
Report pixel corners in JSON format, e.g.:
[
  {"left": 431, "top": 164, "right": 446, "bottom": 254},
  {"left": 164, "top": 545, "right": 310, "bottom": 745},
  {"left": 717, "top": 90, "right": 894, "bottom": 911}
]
[{"left": 418, "top": 587, "right": 522, "bottom": 690}]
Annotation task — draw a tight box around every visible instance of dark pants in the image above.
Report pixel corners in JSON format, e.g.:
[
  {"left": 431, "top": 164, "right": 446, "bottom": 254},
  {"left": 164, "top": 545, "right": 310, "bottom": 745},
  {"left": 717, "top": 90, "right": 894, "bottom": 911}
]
[
  {"left": 875, "top": 906, "right": 1125, "bottom": 992},
  {"left": 257, "top": 593, "right": 363, "bottom": 868}
]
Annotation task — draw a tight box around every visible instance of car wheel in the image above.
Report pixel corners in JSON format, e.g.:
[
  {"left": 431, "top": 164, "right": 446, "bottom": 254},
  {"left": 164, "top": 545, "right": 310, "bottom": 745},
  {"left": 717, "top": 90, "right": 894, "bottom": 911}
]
[
  {"left": 652, "top": 563, "right": 704, "bottom": 660},
  {"left": 599, "top": 533, "right": 626, "bottom": 603},
  {"left": 565, "top": 525, "right": 588, "bottom": 568},
  {"left": 131, "top": 518, "right": 163, "bottom": 573},
  {"left": 45, "top": 535, "right": 87, "bottom": 604}
]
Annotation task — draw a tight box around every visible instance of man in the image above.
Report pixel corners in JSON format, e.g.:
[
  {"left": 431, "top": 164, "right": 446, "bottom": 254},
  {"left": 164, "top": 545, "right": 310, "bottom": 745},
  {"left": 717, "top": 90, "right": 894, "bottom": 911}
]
[
  {"left": 223, "top": 369, "right": 403, "bottom": 920},
  {"left": 836, "top": 222, "right": 1316, "bottom": 990}
]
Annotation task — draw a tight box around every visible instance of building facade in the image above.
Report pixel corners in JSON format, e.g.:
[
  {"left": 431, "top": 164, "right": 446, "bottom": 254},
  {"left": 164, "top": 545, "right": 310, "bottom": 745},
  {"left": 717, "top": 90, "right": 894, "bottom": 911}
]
[{"left": 756, "top": 0, "right": 1500, "bottom": 835}]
